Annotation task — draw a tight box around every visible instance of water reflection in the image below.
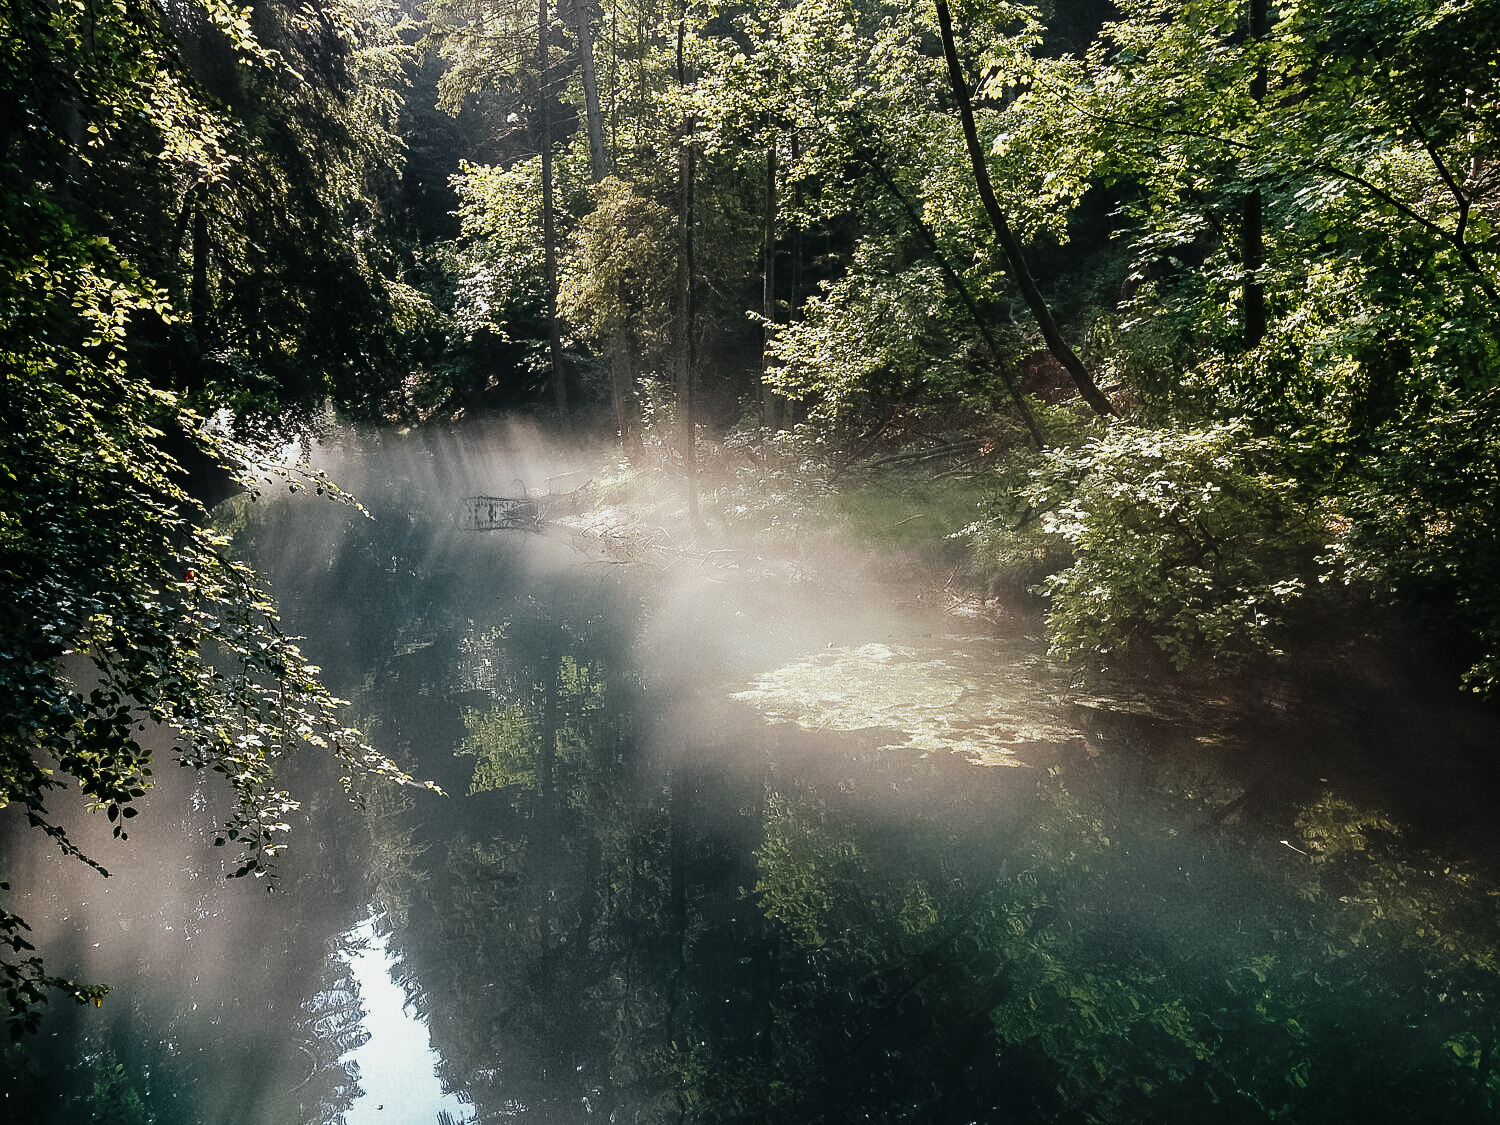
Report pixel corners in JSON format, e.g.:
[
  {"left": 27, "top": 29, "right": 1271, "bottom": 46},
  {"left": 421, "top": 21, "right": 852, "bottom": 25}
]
[
  {"left": 5, "top": 424, "right": 1500, "bottom": 1123},
  {"left": 341, "top": 916, "right": 468, "bottom": 1125}
]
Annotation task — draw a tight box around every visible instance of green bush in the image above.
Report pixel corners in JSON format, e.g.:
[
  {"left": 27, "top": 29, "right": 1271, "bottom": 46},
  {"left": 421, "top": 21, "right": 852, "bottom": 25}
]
[{"left": 1023, "top": 422, "right": 1327, "bottom": 672}]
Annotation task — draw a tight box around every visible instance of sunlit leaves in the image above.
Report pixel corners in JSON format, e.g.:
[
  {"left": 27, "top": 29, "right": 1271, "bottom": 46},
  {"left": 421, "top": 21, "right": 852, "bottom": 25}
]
[
  {"left": 766, "top": 253, "right": 964, "bottom": 427},
  {"left": 1024, "top": 421, "right": 1324, "bottom": 670},
  {"left": 949, "top": 0, "right": 1500, "bottom": 691},
  {"left": 559, "top": 176, "right": 677, "bottom": 350},
  {"left": 0, "top": 0, "right": 432, "bottom": 1028},
  {"left": 450, "top": 157, "right": 547, "bottom": 345}
]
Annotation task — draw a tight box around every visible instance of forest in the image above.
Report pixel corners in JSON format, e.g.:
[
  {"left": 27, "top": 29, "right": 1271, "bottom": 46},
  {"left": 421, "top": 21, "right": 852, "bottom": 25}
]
[{"left": 2, "top": 0, "right": 1499, "bottom": 1065}]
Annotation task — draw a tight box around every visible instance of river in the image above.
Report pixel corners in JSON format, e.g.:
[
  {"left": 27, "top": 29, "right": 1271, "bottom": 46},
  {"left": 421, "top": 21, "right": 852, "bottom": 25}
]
[{"left": 4, "top": 423, "right": 1499, "bottom": 1124}]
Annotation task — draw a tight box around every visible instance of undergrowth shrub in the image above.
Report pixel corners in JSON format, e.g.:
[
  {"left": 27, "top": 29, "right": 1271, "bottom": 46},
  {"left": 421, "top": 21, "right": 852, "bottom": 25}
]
[{"left": 1020, "top": 421, "right": 1328, "bottom": 672}]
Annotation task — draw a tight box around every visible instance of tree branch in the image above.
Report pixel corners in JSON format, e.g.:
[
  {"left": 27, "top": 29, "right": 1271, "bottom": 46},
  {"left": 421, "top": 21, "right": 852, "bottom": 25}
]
[
  {"left": 934, "top": 0, "right": 1116, "bottom": 417},
  {"left": 852, "top": 146, "right": 1046, "bottom": 449},
  {"left": 1057, "top": 94, "right": 1500, "bottom": 307}
]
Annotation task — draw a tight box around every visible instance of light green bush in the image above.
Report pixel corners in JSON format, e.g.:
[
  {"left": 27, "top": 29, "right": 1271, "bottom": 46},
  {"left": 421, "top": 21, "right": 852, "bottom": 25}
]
[{"left": 1024, "top": 422, "right": 1326, "bottom": 672}]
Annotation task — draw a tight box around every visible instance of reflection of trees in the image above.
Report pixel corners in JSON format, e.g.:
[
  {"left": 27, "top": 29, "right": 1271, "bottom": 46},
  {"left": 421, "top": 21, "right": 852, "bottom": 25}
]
[
  {"left": 284, "top": 482, "right": 663, "bottom": 1118},
  {"left": 197, "top": 467, "right": 1500, "bottom": 1123},
  {"left": 293, "top": 947, "right": 370, "bottom": 1124},
  {"left": 0, "top": 769, "right": 373, "bottom": 1125},
  {"left": 604, "top": 742, "right": 1499, "bottom": 1125},
  {"left": 749, "top": 767, "right": 1500, "bottom": 1123},
  {"left": 355, "top": 566, "right": 1500, "bottom": 1125},
  {"left": 378, "top": 582, "right": 682, "bottom": 1121}
]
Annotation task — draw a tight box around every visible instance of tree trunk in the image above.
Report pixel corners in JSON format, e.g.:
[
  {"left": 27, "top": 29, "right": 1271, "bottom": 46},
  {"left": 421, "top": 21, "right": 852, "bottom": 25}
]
[
  {"left": 566, "top": 0, "right": 634, "bottom": 442},
  {"left": 761, "top": 143, "right": 781, "bottom": 430},
  {"left": 1243, "top": 0, "right": 1269, "bottom": 349},
  {"left": 539, "top": 0, "right": 568, "bottom": 420},
  {"left": 934, "top": 0, "right": 1116, "bottom": 417},
  {"left": 676, "top": 140, "right": 699, "bottom": 524},
  {"left": 191, "top": 184, "right": 210, "bottom": 354},
  {"left": 789, "top": 129, "right": 804, "bottom": 321},
  {"left": 856, "top": 150, "right": 1045, "bottom": 449},
  {"left": 567, "top": 0, "right": 608, "bottom": 179},
  {"left": 537, "top": 650, "right": 559, "bottom": 827},
  {"left": 1242, "top": 187, "right": 1265, "bottom": 348},
  {"left": 610, "top": 321, "right": 636, "bottom": 447},
  {"left": 676, "top": 14, "right": 699, "bottom": 525}
]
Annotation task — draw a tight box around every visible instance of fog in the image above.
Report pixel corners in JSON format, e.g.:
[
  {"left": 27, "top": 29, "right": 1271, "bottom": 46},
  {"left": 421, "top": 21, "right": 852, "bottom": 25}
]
[{"left": 8, "top": 420, "right": 1500, "bottom": 1124}]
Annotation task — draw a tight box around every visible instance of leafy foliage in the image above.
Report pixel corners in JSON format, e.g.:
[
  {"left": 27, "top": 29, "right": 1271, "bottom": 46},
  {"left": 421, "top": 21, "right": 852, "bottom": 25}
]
[
  {"left": 1025, "top": 422, "right": 1325, "bottom": 670},
  {"left": 946, "top": 0, "right": 1500, "bottom": 686},
  {"left": 559, "top": 177, "right": 678, "bottom": 369},
  {"left": 0, "top": 0, "right": 438, "bottom": 1036},
  {"left": 767, "top": 254, "right": 961, "bottom": 426},
  {"left": 459, "top": 654, "right": 606, "bottom": 799}
]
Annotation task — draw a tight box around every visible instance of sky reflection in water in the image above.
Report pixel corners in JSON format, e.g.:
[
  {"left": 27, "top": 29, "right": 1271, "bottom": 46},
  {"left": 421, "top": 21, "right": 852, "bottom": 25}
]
[{"left": 342, "top": 916, "right": 469, "bottom": 1125}]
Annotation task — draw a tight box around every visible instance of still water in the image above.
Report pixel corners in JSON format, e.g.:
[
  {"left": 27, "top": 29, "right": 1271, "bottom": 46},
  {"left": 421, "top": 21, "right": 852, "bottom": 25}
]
[{"left": 5, "top": 424, "right": 1500, "bottom": 1123}]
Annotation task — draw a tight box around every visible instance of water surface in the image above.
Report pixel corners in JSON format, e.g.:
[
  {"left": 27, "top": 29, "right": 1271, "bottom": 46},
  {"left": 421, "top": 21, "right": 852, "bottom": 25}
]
[{"left": 5, "top": 425, "right": 1499, "bottom": 1123}]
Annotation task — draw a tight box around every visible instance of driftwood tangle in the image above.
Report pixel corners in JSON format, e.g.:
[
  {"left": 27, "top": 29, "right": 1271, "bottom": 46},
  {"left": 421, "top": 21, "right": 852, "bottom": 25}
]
[
  {"left": 466, "top": 495, "right": 543, "bottom": 531},
  {"left": 464, "top": 480, "right": 596, "bottom": 532}
]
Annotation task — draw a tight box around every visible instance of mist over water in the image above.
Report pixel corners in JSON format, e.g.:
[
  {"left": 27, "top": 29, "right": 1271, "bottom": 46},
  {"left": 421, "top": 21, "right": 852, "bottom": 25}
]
[{"left": 6, "top": 422, "right": 1500, "bottom": 1124}]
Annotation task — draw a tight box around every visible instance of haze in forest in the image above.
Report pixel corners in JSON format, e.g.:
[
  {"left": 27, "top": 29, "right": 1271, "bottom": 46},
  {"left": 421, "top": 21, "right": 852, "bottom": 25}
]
[{"left": 5, "top": 0, "right": 1500, "bottom": 1119}]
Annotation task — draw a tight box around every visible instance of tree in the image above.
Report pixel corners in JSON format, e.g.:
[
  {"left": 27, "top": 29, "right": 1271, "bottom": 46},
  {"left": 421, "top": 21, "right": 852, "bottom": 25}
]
[
  {"left": 969, "top": 0, "right": 1500, "bottom": 688},
  {"left": 1024, "top": 421, "right": 1322, "bottom": 671},
  {"left": 426, "top": 0, "right": 584, "bottom": 420},
  {"left": 934, "top": 0, "right": 1115, "bottom": 417},
  {"left": 0, "top": 0, "right": 435, "bottom": 1035},
  {"left": 684, "top": 0, "right": 1074, "bottom": 446},
  {"left": 675, "top": 3, "right": 702, "bottom": 522},
  {"left": 89, "top": 0, "right": 431, "bottom": 427},
  {"left": 558, "top": 176, "right": 678, "bottom": 434}
]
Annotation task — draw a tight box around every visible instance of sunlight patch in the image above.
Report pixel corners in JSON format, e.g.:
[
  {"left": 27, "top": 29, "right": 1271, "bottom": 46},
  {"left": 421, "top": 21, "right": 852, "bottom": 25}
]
[{"left": 730, "top": 638, "right": 1082, "bottom": 766}]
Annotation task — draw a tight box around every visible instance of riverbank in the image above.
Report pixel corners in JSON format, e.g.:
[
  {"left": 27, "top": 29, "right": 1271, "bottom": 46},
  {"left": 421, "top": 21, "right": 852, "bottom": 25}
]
[{"left": 525, "top": 422, "right": 1500, "bottom": 871}]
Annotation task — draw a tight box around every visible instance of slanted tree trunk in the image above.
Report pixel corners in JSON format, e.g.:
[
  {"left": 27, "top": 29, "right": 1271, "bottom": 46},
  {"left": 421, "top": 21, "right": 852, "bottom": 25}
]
[
  {"left": 934, "top": 0, "right": 1116, "bottom": 418},
  {"left": 855, "top": 149, "right": 1045, "bottom": 449}
]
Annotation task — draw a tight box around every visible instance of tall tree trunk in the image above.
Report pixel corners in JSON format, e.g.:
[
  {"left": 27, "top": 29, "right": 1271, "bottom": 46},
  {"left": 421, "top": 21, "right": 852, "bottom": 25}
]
[
  {"left": 1243, "top": 0, "right": 1269, "bottom": 349},
  {"left": 610, "top": 321, "right": 636, "bottom": 446},
  {"left": 934, "top": 0, "right": 1116, "bottom": 417},
  {"left": 566, "top": 0, "right": 608, "bottom": 179},
  {"left": 566, "top": 0, "right": 634, "bottom": 442},
  {"left": 761, "top": 143, "right": 781, "bottom": 430},
  {"left": 537, "top": 649, "right": 560, "bottom": 828},
  {"left": 539, "top": 0, "right": 568, "bottom": 420},
  {"left": 191, "top": 184, "right": 210, "bottom": 354},
  {"left": 789, "top": 129, "right": 804, "bottom": 320},
  {"left": 676, "top": 141, "right": 699, "bottom": 524},
  {"left": 676, "top": 14, "right": 699, "bottom": 525},
  {"left": 786, "top": 130, "right": 805, "bottom": 429}
]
